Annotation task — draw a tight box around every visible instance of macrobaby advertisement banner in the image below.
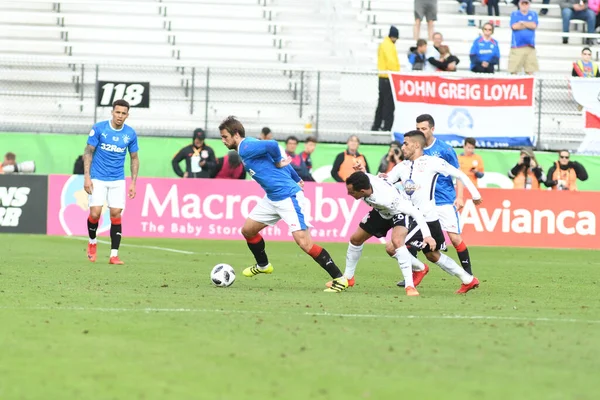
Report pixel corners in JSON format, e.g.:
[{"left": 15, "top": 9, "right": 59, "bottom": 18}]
[{"left": 390, "top": 73, "right": 536, "bottom": 148}]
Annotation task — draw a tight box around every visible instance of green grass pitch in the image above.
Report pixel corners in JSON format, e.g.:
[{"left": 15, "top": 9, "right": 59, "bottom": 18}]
[{"left": 1, "top": 234, "right": 599, "bottom": 400}]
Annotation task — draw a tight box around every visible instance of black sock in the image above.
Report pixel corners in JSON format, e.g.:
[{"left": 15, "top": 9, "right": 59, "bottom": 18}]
[
  {"left": 110, "top": 219, "right": 122, "bottom": 252},
  {"left": 246, "top": 235, "right": 269, "bottom": 267},
  {"left": 456, "top": 243, "right": 472, "bottom": 275},
  {"left": 87, "top": 217, "right": 98, "bottom": 240},
  {"left": 310, "top": 245, "right": 343, "bottom": 279}
]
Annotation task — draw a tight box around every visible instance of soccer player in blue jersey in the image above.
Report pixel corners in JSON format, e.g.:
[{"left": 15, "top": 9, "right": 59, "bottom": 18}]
[
  {"left": 83, "top": 99, "right": 139, "bottom": 265},
  {"left": 218, "top": 116, "right": 349, "bottom": 293},
  {"left": 415, "top": 114, "right": 474, "bottom": 275}
]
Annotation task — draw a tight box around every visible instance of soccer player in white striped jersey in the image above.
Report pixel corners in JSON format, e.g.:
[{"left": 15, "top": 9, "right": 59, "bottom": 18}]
[
  {"left": 326, "top": 170, "right": 436, "bottom": 296},
  {"left": 385, "top": 130, "right": 483, "bottom": 294}
]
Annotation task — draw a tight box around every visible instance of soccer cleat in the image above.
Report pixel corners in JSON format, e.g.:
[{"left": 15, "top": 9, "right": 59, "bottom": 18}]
[
  {"left": 325, "top": 276, "right": 355, "bottom": 288},
  {"left": 87, "top": 243, "right": 97, "bottom": 262},
  {"left": 242, "top": 263, "right": 273, "bottom": 277},
  {"left": 109, "top": 256, "right": 124, "bottom": 265},
  {"left": 405, "top": 286, "right": 420, "bottom": 296},
  {"left": 456, "top": 277, "right": 480, "bottom": 294},
  {"left": 324, "top": 276, "right": 349, "bottom": 293},
  {"left": 413, "top": 264, "right": 430, "bottom": 287}
]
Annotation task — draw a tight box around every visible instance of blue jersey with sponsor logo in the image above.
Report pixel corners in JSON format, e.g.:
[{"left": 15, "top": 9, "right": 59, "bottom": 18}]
[
  {"left": 238, "top": 137, "right": 301, "bottom": 201},
  {"left": 423, "top": 138, "right": 459, "bottom": 205},
  {"left": 87, "top": 120, "right": 139, "bottom": 181}
]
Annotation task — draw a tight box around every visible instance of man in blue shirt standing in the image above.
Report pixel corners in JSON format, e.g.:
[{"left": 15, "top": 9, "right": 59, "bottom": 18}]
[
  {"left": 84, "top": 99, "right": 140, "bottom": 265},
  {"left": 508, "top": 0, "right": 539, "bottom": 75},
  {"left": 218, "top": 116, "right": 349, "bottom": 293}
]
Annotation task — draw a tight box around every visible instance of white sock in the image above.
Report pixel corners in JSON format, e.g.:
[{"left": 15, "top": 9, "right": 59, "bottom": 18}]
[
  {"left": 411, "top": 255, "right": 425, "bottom": 272},
  {"left": 435, "top": 253, "right": 473, "bottom": 284},
  {"left": 344, "top": 242, "right": 363, "bottom": 279},
  {"left": 89, "top": 238, "right": 97, "bottom": 245},
  {"left": 394, "top": 246, "right": 414, "bottom": 288},
  {"left": 110, "top": 249, "right": 118, "bottom": 257}
]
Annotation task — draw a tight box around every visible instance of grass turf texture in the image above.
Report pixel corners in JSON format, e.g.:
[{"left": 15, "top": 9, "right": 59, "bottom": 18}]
[{"left": 1, "top": 235, "right": 599, "bottom": 400}]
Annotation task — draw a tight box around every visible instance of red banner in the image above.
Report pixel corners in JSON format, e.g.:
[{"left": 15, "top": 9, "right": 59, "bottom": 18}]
[{"left": 460, "top": 188, "right": 598, "bottom": 249}]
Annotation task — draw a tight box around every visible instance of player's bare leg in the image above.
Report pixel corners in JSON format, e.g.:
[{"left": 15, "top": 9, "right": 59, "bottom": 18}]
[
  {"left": 241, "top": 218, "right": 272, "bottom": 276},
  {"left": 86, "top": 206, "right": 102, "bottom": 262},
  {"left": 425, "top": 250, "right": 479, "bottom": 294},
  {"left": 292, "top": 230, "right": 348, "bottom": 293},
  {"left": 448, "top": 231, "right": 473, "bottom": 275},
  {"left": 108, "top": 208, "right": 124, "bottom": 265}
]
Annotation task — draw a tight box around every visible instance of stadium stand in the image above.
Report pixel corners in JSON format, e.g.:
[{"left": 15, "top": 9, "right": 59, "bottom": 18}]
[{"left": 0, "top": 0, "right": 596, "bottom": 149}]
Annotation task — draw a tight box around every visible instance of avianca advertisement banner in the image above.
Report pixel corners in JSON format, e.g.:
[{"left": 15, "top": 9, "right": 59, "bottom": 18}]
[
  {"left": 390, "top": 73, "right": 536, "bottom": 148},
  {"left": 47, "top": 175, "right": 598, "bottom": 249},
  {"left": 570, "top": 78, "right": 600, "bottom": 155}
]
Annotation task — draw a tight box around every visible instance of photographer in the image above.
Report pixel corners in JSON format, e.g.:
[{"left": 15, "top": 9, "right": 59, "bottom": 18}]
[
  {"left": 378, "top": 141, "right": 403, "bottom": 174},
  {"left": 508, "top": 149, "right": 545, "bottom": 190},
  {"left": 0, "top": 152, "right": 35, "bottom": 174},
  {"left": 545, "top": 150, "right": 588, "bottom": 191}
]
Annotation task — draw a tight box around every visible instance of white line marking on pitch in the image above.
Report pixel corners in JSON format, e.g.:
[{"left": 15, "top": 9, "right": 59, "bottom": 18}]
[
  {"left": 64, "top": 236, "right": 240, "bottom": 256},
  {"left": 2, "top": 306, "right": 599, "bottom": 325}
]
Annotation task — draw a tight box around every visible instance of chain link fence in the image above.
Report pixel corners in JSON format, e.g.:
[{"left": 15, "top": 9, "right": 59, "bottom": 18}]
[{"left": 0, "top": 57, "right": 585, "bottom": 150}]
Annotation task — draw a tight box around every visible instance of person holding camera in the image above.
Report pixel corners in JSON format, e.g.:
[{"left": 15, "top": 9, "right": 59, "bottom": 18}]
[
  {"left": 545, "top": 150, "right": 588, "bottom": 191},
  {"left": 378, "top": 141, "right": 403, "bottom": 174},
  {"left": 0, "top": 152, "right": 35, "bottom": 174},
  {"left": 508, "top": 149, "right": 545, "bottom": 189}
]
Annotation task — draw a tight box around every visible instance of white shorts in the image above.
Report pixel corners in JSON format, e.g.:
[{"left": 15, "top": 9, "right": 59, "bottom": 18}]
[
  {"left": 436, "top": 204, "right": 461, "bottom": 234},
  {"left": 89, "top": 179, "right": 126, "bottom": 209},
  {"left": 249, "top": 191, "right": 313, "bottom": 233}
]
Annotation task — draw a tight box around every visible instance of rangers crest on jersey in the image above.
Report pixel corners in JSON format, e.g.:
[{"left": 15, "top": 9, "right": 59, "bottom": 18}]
[{"left": 123, "top": 134, "right": 130, "bottom": 144}]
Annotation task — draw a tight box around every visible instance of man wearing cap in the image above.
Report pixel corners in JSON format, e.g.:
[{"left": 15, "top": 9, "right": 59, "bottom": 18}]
[
  {"left": 172, "top": 128, "right": 217, "bottom": 178},
  {"left": 508, "top": 0, "right": 539, "bottom": 75},
  {"left": 371, "top": 25, "right": 400, "bottom": 132}
]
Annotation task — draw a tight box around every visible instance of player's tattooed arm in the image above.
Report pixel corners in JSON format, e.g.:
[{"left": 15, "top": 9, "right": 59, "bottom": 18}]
[
  {"left": 130, "top": 152, "right": 139, "bottom": 184},
  {"left": 83, "top": 144, "right": 95, "bottom": 177}
]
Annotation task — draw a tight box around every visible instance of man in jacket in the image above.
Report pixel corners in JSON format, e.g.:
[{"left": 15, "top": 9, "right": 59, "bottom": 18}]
[
  {"left": 561, "top": 0, "right": 596, "bottom": 44},
  {"left": 172, "top": 128, "right": 217, "bottom": 178},
  {"left": 545, "top": 150, "right": 588, "bottom": 190},
  {"left": 371, "top": 25, "right": 400, "bottom": 132}
]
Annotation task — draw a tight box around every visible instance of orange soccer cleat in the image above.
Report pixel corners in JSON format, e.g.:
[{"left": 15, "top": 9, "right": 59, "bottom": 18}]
[
  {"left": 405, "top": 286, "right": 420, "bottom": 296},
  {"left": 87, "top": 243, "right": 97, "bottom": 262},
  {"left": 326, "top": 276, "right": 355, "bottom": 288},
  {"left": 412, "top": 264, "right": 430, "bottom": 287},
  {"left": 456, "top": 277, "right": 480, "bottom": 294},
  {"left": 109, "top": 256, "right": 125, "bottom": 265}
]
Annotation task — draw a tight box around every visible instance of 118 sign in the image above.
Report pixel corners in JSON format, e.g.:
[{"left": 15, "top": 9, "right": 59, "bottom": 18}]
[{"left": 96, "top": 81, "right": 150, "bottom": 108}]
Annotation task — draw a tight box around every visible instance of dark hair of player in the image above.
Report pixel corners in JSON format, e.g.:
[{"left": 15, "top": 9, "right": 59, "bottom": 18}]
[
  {"left": 219, "top": 116, "right": 246, "bottom": 138},
  {"left": 286, "top": 136, "right": 299, "bottom": 144},
  {"left": 416, "top": 114, "right": 435, "bottom": 127},
  {"left": 306, "top": 136, "right": 318, "bottom": 144},
  {"left": 112, "top": 99, "right": 130, "bottom": 110},
  {"left": 404, "top": 130, "right": 426, "bottom": 147},
  {"left": 346, "top": 171, "right": 371, "bottom": 191},
  {"left": 464, "top": 137, "right": 476, "bottom": 146}
]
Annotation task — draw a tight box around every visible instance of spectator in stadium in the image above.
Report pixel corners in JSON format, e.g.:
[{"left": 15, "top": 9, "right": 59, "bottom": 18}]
[
  {"left": 508, "top": 0, "right": 539, "bottom": 75},
  {"left": 431, "top": 45, "right": 460, "bottom": 71},
  {"left": 331, "top": 135, "right": 370, "bottom": 182},
  {"left": 560, "top": 0, "right": 596, "bottom": 45},
  {"left": 285, "top": 135, "right": 313, "bottom": 182},
  {"left": 414, "top": 0, "right": 438, "bottom": 40},
  {"left": 408, "top": 39, "right": 428, "bottom": 70},
  {"left": 487, "top": 0, "right": 502, "bottom": 27},
  {"left": 378, "top": 140, "right": 403, "bottom": 174},
  {"left": 73, "top": 154, "right": 84, "bottom": 174},
  {"left": 213, "top": 150, "right": 246, "bottom": 180},
  {"left": 470, "top": 23, "right": 501, "bottom": 73},
  {"left": 458, "top": 0, "right": 476, "bottom": 27},
  {"left": 371, "top": 25, "right": 400, "bottom": 132},
  {"left": 508, "top": 148, "right": 546, "bottom": 189},
  {"left": 259, "top": 127, "right": 273, "bottom": 140},
  {"left": 425, "top": 32, "right": 459, "bottom": 72},
  {"left": 545, "top": 150, "right": 588, "bottom": 190},
  {"left": 171, "top": 128, "right": 217, "bottom": 179},
  {"left": 458, "top": 137, "right": 485, "bottom": 187},
  {"left": 300, "top": 136, "right": 317, "bottom": 181},
  {"left": 540, "top": 0, "right": 552, "bottom": 15},
  {"left": 572, "top": 47, "right": 600, "bottom": 76}
]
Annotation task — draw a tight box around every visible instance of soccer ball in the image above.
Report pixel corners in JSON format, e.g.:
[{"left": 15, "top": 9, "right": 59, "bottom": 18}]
[{"left": 210, "top": 264, "right": 236, "bottom": 287}]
